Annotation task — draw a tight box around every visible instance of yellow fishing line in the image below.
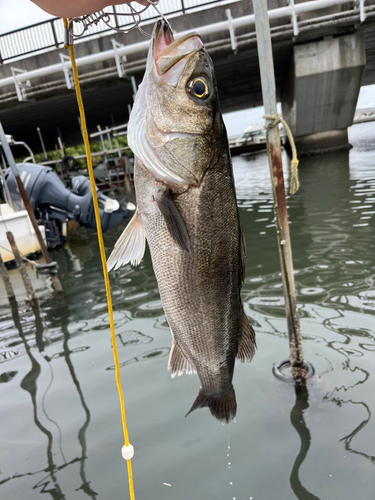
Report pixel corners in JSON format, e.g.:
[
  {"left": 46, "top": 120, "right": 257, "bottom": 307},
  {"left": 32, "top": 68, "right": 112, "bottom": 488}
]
[{"left": 64, "top": 18, "right": 135, "bottom": 500}]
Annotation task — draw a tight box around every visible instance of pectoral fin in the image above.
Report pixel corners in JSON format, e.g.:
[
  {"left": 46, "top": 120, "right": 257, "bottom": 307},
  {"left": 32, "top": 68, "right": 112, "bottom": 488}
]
[
  {"left": 236, "top": 304, "right": 256, "bottom": 362},
  {"left": 168, "top": 341, "right": 196, "bottom": 377},
  {"left": 107, "top": 211, "right": 146, "bottom": 271},
  {"left": 155, "top": 189, "right": 191, "bottom": 254}
]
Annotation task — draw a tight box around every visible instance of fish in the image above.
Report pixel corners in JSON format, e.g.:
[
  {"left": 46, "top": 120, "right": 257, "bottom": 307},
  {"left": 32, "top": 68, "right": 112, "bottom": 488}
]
[{"left": 107, "top": 20, "right": 256, "bottom": 423}]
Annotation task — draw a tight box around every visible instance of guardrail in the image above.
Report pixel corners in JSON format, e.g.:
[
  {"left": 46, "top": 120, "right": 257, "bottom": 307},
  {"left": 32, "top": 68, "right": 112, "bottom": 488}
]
[
  {"left": 0, "top": 0, "right": 225, "bottom": 63},
  {"left": 0, "top": 0, "right": 369, "bottom": 95}
]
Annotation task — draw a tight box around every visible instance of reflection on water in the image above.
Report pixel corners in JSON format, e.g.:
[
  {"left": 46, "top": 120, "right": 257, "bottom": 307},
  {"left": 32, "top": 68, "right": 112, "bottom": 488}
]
[
  {"left": 0, "top": 370, "right": 17, "bottom": 382},
  {"left": 116, "top": 330, "right": 153, "bottom": 347},
  {"left": 338, "top": 401, "right": 375, "bottom": 465},
  {"left": 1, "top": 122, "right": 375, "bottom": 499},
  {"left": 10, "top": 301, "right": 65, "bottom": 499},
  {"left": 106, "top": 347, "right": 170, "bottom": 371},
  {"left": 290, "top": 385, "right": 320, "bottom": 500},
  {"left": 59, "top": 306, "right": 98, "bottom": 499}
]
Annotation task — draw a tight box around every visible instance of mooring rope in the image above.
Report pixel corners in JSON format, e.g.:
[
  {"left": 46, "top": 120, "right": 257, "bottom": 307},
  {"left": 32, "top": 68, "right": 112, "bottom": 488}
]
[
  {"left": 263, "top": 114, "right": 300, "bottom": 195},
  {"left": 64, "top": 18, "right": 135, "bottom": 500}
]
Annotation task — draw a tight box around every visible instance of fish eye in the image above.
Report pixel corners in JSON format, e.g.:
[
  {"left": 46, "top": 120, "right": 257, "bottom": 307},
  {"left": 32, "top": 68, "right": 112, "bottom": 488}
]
[{"left": 188, "top": 77, "right": 209, "bottom": 99}]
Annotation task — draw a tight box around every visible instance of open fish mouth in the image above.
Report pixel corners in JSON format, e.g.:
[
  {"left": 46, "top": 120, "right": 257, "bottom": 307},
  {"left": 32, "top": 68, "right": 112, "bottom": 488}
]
[
  {"left": 152, "top": 20, "right": 203, "bottom": 76},
  {"left": 153, "top": 19, "right": 175, "bottom": 59},
  {"left": 128, "top": 19, "right": 212, "bottom": 186}
]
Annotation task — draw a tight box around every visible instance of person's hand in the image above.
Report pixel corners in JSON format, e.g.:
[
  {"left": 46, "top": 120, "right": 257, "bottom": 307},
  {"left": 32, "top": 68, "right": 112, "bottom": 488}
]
[{"left": 31, "top": 0, "right": 150, "bottom": 18}]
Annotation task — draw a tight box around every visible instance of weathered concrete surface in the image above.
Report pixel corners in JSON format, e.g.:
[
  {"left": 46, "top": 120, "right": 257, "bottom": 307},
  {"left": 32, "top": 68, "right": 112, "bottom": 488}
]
[{"left": 282, "top": 31, "right": 366, "bottom": 154}]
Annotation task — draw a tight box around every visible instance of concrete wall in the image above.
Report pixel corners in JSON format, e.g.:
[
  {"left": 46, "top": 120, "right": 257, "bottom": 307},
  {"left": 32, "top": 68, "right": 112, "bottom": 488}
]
[{"left": 282, "top": 31, "right": 366, "bottom": 153}]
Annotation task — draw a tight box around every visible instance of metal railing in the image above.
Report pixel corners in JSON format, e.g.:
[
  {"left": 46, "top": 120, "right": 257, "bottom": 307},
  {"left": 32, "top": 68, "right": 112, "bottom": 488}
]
[
  {"left": 0, "top": 0, "right": 227, "bottom": 63},
  {"left": 0, "top": 0, "right": 370, "bottom": 95}
]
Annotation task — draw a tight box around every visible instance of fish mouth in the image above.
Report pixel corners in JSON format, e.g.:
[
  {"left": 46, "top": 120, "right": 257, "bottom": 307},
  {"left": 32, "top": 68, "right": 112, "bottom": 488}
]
[
  {"left": 153, "top": 19, "right": 175, "bottom": 59},
  {"left": 152, "top": 19, "right": 203, "bottom": 75}
]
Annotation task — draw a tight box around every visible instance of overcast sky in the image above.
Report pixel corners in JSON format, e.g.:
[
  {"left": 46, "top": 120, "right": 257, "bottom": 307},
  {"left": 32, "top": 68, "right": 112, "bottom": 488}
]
[{"left": 0, "top": 0, "right": 53, "bottom": 34}]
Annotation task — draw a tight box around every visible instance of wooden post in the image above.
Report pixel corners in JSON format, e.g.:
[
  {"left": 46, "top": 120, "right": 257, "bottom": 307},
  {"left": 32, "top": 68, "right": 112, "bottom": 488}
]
[
  {"left": 252, "top": 0, "right": 307, "bottom": 380},
  {"left": 6, "top": 231, "right": 38, "bottom": 306},
  {"left": 0, "top": 121, "right": 64, "bottom": 297},
  {"left": 0, "top": 251, "right": 16, "bottom": 303}
]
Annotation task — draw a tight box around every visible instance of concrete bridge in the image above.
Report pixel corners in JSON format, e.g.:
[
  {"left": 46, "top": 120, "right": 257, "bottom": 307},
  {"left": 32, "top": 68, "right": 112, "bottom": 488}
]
[{"left": 0, "top": 0, "right": 375, "bottom": 154}]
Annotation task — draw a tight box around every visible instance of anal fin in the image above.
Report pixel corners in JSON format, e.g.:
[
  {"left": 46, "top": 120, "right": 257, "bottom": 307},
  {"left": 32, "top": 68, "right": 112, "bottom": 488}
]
[
  {"left": 155, "top": 188, "right": 191, "bottom": 254},
  {"left": 236, "top": 304, "right": 256, "bottom": 363},
  {"left": 168, "top": 341, "right": 196, "bottom": 378},
  {"left": 107, "top": 211, "right": 146, "bottom": 271}
]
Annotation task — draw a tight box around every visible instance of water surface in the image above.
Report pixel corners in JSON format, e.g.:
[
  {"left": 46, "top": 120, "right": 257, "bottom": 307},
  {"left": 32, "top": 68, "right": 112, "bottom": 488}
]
[{"left": 1, "top": 121, "right": 375, "bottom": 500}]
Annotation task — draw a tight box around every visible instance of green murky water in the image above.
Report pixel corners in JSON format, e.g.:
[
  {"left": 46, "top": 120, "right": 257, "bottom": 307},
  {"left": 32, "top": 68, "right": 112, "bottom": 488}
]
[{"left": 1, "top": 121, "right": 375, "bottom": 500}]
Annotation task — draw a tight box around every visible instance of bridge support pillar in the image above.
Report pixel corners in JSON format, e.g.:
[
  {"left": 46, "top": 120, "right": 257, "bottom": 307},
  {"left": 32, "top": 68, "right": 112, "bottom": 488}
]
[{"left": 282, "top": 31, "right": 366, "bottom": 155}]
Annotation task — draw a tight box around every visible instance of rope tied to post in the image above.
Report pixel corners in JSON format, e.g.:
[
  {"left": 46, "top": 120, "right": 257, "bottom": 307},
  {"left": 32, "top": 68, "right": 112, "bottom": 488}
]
[{"left": 263, "top": 114, "right": 300, "bottom": 195}]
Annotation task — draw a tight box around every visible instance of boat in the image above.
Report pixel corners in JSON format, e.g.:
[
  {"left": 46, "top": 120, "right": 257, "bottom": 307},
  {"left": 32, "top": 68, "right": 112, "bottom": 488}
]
[
  {"left": 0, "top": 129, "right": 134, "bottom": 264},
  {"left": 1, "top": 163, "right": 134, "bottom": 254},
  {"left": 353, "top": 107, "right": 375, "bottom": 124},
  {"left": 0, "top": 203, "right": 47, "bottom": 264},
  {"left": 229, "top": 125, "right": 268, "bottom": 156},
  {"left": 229, "top": 124, "right": 287, "bottom": 156}
]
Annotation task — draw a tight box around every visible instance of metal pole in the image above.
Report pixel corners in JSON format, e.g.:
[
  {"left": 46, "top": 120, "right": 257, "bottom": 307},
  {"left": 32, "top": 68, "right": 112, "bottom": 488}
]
[
  {"left": 37, "top": 127, "right": 48, "bottom": 159},
  {"left": 50, "top": 19, "right": 59, "bottom": 48},
  {"left": 111, "top": 134, "right": 123, "bottom": 190},
  {"left": 6, "top": 231, "right": 38, "bottom": 305},
  {"left": 97, "top": 125, "right": 108, "bottom": 163},
  {"left": 0, "top": 121, "right": 64, "bottom": 297},
  {"left": 106, "top": 129, "right": 113, "bottom": 150},
  {"left": 112, "top": 5, "right": 120, "bottom": 28},
  {"left": 252, "top": 0, "right": 306, "bottom": 380},
  {"left": 0, "top": 251, "right": 16, "bottom": 303},
  {"left": 0, "top": 151, "right": 15, "bottom": 210}
]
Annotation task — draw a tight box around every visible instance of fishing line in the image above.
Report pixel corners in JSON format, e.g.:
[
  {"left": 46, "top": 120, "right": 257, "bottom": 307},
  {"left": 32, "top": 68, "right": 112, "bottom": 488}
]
[
  {"left": 150, "top": 3, "right": 171, "bottom": 27},
  {"left": 64, "top": 18, "right": 135, "bottom": 500}
]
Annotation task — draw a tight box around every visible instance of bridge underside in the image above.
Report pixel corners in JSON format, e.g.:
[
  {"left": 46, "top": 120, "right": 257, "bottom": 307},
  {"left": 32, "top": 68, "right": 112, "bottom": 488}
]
[{"left": 0, "top": 1, "right": 375, "bottom": 154}]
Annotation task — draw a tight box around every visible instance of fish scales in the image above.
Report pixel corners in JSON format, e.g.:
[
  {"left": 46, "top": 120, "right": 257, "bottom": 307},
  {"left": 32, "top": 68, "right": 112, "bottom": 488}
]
[
  {"left": 107, "top": 20, "right": 256, "bottom": 423},
  {"left": 136, "top": 152, "right": 240, "bottom": 388}
]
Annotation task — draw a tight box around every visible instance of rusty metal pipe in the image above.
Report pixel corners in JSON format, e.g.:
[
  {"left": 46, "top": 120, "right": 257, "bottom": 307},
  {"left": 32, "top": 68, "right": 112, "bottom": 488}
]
[
  {"left": 252, "top": 0, "right": 307, "bottom": 380},
  {"left": 0, "top": 251, "right": 16, "bottom": 303},
  {"left": 6, "top": 231, "right": 38, "bottom": 306}
]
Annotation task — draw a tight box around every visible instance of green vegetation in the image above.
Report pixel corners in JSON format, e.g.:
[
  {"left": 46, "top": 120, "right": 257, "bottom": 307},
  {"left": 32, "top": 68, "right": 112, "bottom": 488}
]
[{"left": 15, "top": 136, "right": 132, "bottom": 171}]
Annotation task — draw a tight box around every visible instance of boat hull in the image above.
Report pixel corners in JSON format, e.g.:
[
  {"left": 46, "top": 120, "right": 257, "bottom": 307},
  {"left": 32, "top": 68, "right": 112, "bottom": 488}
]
[{"left": 0, "top": 205, "right": 46, "bottom": 263}]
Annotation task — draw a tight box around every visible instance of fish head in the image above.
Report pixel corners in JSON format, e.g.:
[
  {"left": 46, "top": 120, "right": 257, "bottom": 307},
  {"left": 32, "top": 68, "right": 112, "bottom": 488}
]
[{"left": 128, "top": 20, "right": 224, "bottom": 186}]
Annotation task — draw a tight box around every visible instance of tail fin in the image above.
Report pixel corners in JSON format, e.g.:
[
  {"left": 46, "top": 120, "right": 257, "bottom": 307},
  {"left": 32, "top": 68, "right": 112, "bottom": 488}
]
[{"left": 185, "top": 387, "right": 237, "bottom": 424}]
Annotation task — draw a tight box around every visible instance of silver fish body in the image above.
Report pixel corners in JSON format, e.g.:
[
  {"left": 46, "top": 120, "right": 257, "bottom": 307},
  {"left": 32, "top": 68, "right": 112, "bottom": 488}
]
[{"left": 108, "top": 20, "right": 255, "bottom": 423}]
